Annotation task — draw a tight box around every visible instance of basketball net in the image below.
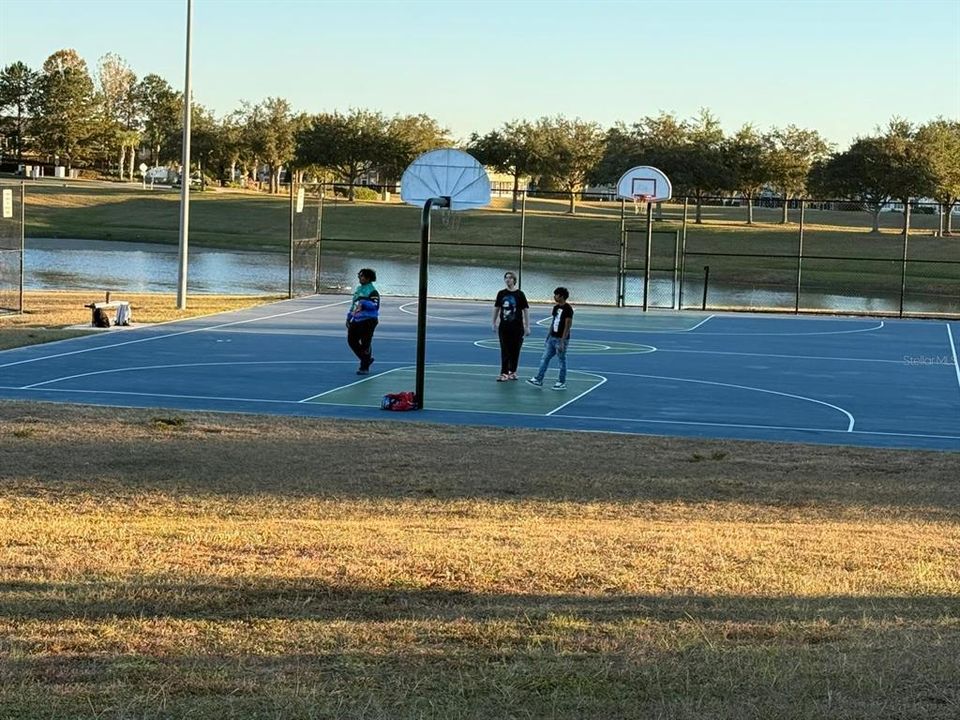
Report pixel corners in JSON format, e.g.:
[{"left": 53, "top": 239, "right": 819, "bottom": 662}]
[
  {"left": 437, "top": 206, "right": 462, "bottom": 232},
  {"left": 632, "top": 194, "right": 651, "bottom": 215}
]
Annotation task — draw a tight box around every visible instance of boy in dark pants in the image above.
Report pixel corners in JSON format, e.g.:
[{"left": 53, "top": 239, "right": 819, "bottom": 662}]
[
  {"left": 346, "top": 268, "right": 380, "bottom": 375},
  {"left": 527, "top": 287, "right": 573, "bottom": 390}
]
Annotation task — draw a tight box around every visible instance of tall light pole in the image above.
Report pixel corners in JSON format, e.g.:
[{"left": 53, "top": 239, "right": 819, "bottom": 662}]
[{"left": 176, "top": 0, "right": 193, "bottom": 309}]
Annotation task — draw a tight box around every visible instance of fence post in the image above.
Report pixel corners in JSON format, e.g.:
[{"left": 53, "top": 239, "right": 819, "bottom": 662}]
[
  {"left": 899, "top": 199, "right": 911, "bottom": 317},
  {"left": 702, "top": 266, "right": 710, "bottom": 311},
  {"left": 795, "top": 199, "right": 805, "bottom": 313},
  {"left": 678, "top": 197, "right": 688, "bottom": 310},
  {"left": 618, "top": 199, "right": 626, "bottom": 307},
  {"left": 288, "top": 179, "right": 295, "bottom": 299},
  {"left": 19, "top": 182, "right": 25, "bottom": 313},
  {"left": 643, "top": 200, "right": 653, "bottom": 311},
  {"left": 518, "top": 191, "right": 526, "bottom": 289},
  {"left": 671, "top": 228, "right": 680, "bottom": 310},
  {"left": 315, "top": 184, "right": 325, "bottom": 295}
]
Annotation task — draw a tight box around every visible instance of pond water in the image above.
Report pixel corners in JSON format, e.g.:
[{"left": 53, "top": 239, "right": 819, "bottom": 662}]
[{"left": 21, "top": 238, "right": 956, "bottom": 316}]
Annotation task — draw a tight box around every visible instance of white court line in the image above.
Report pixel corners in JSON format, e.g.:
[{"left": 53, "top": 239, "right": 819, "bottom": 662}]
[
  {"left": 948, "top": 323, "right": 960, "bottom": 394},
  {"left": 658, "top": 347, "right": 911, "bottom": 365},
  {"left": 546, "top": 371, "right": 607, "bottom": 416},
  {"left": 299, "top": 366, "right": 407, "bottom": 402},
  {"left": 553, "top": 412, "right": 959, "bottom": 442},
  {"left": 685, "top": 314, "right": 715, "bottom": 331},
  {"left": 19, "top": 360, "right": 362, "bottom": 389},
  {"left": 575, "top": 320, "right": 885, "bottom": 336},
  {"left": 596, "top": 369, "right": 855, "bottom": 432},
  {"left": 0, "top": 299, "right": 351, "bottom": 370},
  {"left": 472, "top": 339, "right": 633, "bottom": 353},
  {"left": 401, "top": 300, "right": 714, "bottom": 335},
  {"left": 397, "top": 301, "right": 483, "bottom": 324},
  {"left": 3, "top": 386, "right": 955, "bottom": 443}
]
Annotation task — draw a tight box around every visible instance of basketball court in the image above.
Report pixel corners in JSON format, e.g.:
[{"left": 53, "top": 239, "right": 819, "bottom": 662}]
[{"left": 0, "top": 294, "right": 958, "bottom": 451}]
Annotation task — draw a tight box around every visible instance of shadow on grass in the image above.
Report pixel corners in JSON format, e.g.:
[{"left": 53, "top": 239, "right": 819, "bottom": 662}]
[
  {"left": 1, "top": 578, "right": 957, "bottom": 624},
  {"left": 4, "top": 423, "right": 958, "bottom": 519}
]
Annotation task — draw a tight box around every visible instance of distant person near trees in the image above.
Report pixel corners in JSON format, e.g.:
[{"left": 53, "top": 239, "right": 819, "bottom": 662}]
[
  {"left": 347, "top": 268, "right": 380, "bottom": 375},
  {"left": 492, "top": 271, "right": 530, "bottom": 381}
]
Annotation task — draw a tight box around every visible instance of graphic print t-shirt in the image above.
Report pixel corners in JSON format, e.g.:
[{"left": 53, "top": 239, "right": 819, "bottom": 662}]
[
  {"left": 549, "top": 303, "right": 573, "bottom": 338},
  {"left": 495, "top": 289, "right": 529, "bottom": 326}
]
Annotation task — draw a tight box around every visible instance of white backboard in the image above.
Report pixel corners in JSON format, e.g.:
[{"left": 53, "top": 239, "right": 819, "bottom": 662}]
[
  {"left": 616, "top": 166, "right": 672, "bottom": 202},
  {"left": 400, "top": 148, "right": 491, "bottom": 211}
]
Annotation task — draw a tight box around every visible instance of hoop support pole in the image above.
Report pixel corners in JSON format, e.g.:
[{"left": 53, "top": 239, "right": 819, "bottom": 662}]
[
  {"left": 643, "top": 199, "right": 653, "bottom": 311},
  {"left": 415, "top": 196, "right": 451, "bottom": 410}
]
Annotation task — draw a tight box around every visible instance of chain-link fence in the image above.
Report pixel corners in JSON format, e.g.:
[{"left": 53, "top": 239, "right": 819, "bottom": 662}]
[
  {"left": 291, "top": 185, "right": 957, "bottom": 318},
  {"left": 10, "top": 181, "right": 955, "bottom": 318},
  {"left": 0, "top": 183, "right": 24, "bottom": 313}
]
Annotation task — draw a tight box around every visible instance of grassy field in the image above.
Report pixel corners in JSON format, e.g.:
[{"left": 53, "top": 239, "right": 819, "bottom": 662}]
[
  {"left": 0, "top": 402, "right": 957, "bottom": 719},
  {"left": 0, "top": 291, "right": 283, "bottom": 350},
  {"left": 0, "top": 293, "right": 958, "bottom": 718}
]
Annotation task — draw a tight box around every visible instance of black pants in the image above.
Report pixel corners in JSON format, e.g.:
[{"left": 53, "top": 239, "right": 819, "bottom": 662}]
[
  {"left": 498, "top": 324, "right": 525, "bottom": 374},
  {"left": 347, "top": 319, "right": 378, "bottom": 369}
]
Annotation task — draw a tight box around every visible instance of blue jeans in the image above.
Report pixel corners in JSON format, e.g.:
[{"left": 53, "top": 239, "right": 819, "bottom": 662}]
[{"left": 534, "top": 336, "right": 567, "bottom": 384}]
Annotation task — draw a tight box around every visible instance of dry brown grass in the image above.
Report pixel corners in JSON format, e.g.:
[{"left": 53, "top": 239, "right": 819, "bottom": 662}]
[
  {"left": 0, "top": 291, "right": 283, "bottom": 350},
  {"left": 1, "top": 401, "right": 958, "bottom": 719}
]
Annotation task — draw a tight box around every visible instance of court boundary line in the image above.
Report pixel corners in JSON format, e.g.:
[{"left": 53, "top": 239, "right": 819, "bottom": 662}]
[
  {"left": 20, "top": 360, "right": 366, "bottom": 390},
  {"left": 657, "top": 347, "right": 918, "bottom": 365},
  {"left": 595, "top": 369, "right": 855, "bottom": 432},
  {"left": 397, "top": 300, "right": 481, "bottom": 325},
  {"left": 552, "top": 412, "right": 959, "bottom": 442},
  {"left": 300, "top": 363, "right": 607, "bottom": 415},
  {"left": 0, "top": 386, "right": 960, "bottom": 444},
  {"left": 300, "top": 366, "right": 408, "bottom": 402},
  {"left": 3, "top": 352, "right": 858, "bottom": 434},
  {"left": 575, "top": 320, "right": 885, "bottom": 337},
  {"left": 400, "top": 300, "right": 715, "bottom": 333},
  {"left": 0, "top": 299, "right": 351, "bottom": 370},
  {"left": 399, "top": 301, "right": 886, "bottom": 337},
  {"left": 473, "top": 339, "right": 658, "bottom": 355},
  {"left": 546, "top": 370, "right": 608, "bottom": 416},
  {"left": 3, "top": 386, "right": 956, "bottom": 444},
  {"left": 948, "top": 323, "right": 960, "bottom": 394}
]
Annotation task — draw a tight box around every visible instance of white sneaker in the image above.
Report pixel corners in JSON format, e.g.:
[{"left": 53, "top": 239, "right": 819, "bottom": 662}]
[
  {"left": 552, "top": 382, "right": 566, "bottom": 390},
  {"left": 526, "top": 378, "right": 543, "bottom": 387}
]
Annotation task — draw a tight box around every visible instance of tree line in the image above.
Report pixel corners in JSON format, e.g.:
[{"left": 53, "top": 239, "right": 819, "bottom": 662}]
[{"left": 1, "top": 49, "right": 958, "bottom": 233}]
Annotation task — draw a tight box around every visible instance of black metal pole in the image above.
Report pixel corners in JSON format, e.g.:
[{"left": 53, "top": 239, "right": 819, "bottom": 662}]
[
  {"left": 795, "top": 199, "right": 805, "bottom": 313},
  {"left": 618, "top": 199, "right": 626, "bottom": 307},
  {"left": 19, "top": 182, "right": 25, "bottom": 314},
  {"left": 518, "top": 191, "right": 526, "bottom": 288},
  {"left": 315, "top": 184, "right": 324, "bottom": 294},
  {"left": 679, "top": 197, "right": 688, "bottom": 309},
  {"left": 671, "top": 229, "right": 679, "bottom": 310},
  {"left": 416, "top": 196, "right": 450, "bottom": 409},
  {"left": 288, "top": 179, "right": 295, "bottom": 298},
  {"left": 899, "top": 199, "right": 911, "bottom": 318},
  {"left": 702, "top": 266, "right": 710, "bottom": 311},
  {"left": 642, "top": 200, "right": 653, "bottom": 311}
]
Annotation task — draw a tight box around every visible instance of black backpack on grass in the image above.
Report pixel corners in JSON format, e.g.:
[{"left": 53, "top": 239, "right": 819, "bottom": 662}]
[{"left": 92, "top": 307, "right": 111, "bottom": 328}]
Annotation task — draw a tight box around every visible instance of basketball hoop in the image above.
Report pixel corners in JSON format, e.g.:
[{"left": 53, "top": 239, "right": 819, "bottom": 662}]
[
  {"left": 437, "top": 205, "right": 462, "bottom": 231},
  {"left": 632, "top": 194, "right": 651, "bottom": 215}
]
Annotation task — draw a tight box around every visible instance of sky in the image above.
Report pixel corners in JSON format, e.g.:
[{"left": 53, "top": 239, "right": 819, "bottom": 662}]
[{"left": 1, "top": 0, "right": 958, "bottom": 149}]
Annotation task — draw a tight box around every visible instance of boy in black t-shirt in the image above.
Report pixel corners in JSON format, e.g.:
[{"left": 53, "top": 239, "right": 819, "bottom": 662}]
[
  {"left": 527, "top": 287, "right": 573, "bottom": 390},
  {"left": 492, "top": 271, "right": 530, "bottom": 381}
]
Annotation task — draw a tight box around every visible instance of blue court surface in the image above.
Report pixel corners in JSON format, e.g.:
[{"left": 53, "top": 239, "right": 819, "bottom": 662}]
[{"left": 1, "top": 295, "right": 958, "bottom": 451}]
